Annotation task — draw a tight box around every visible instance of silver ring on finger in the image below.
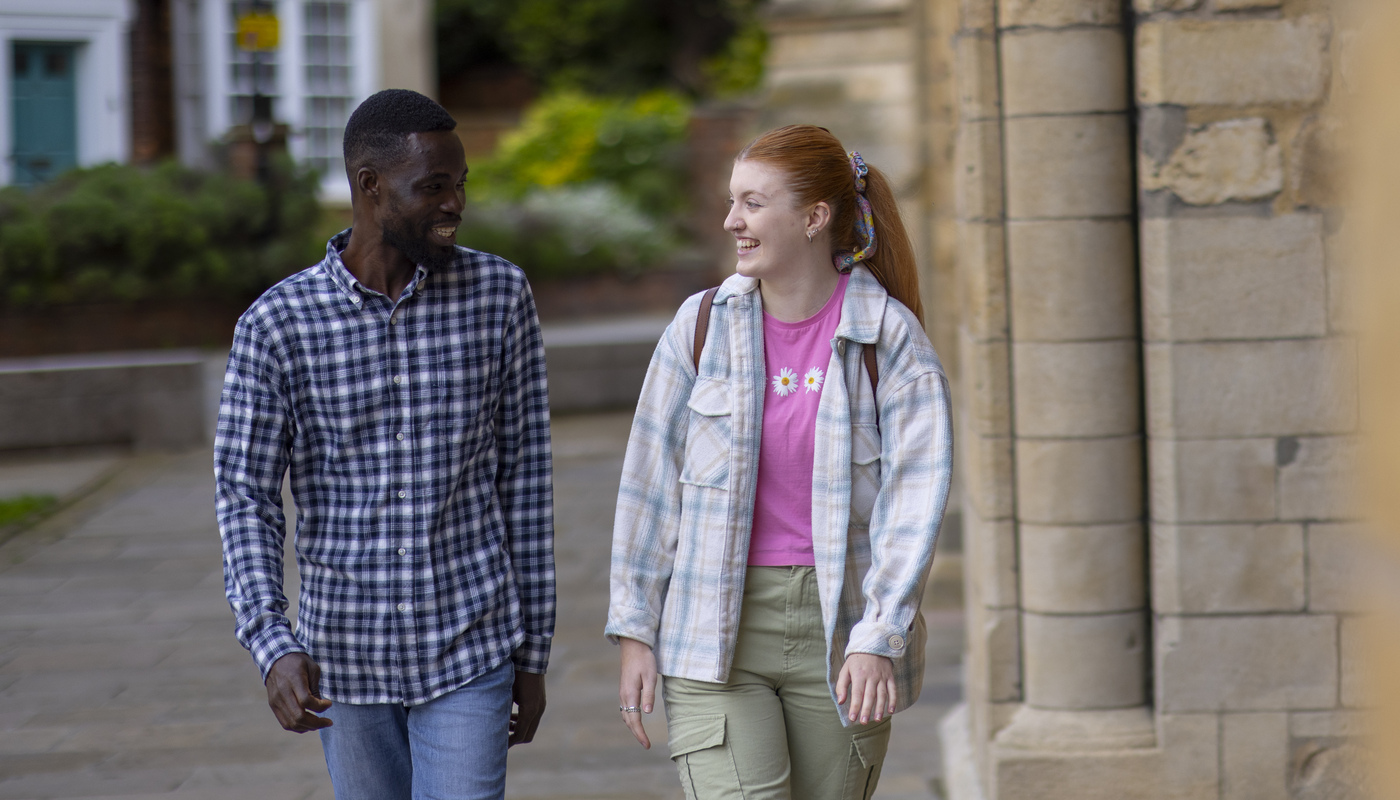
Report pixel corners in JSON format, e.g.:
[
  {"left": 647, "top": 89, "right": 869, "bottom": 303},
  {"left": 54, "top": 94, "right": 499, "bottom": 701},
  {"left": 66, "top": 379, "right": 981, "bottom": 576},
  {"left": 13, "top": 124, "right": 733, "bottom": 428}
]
[{"left": 620, "top": 705, "right": 642, "bottom": 713}]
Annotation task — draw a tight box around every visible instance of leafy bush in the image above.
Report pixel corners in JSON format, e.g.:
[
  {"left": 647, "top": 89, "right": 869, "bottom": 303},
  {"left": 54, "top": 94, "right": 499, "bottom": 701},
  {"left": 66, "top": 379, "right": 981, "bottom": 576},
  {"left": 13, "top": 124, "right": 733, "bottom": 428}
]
[
  {"left": 469, "top": 89, "right": 691, "bottom": 217},
  {"left": 0, "top": 157, "right": 322, "bottom": 308},
  {"left": 460, "top": 184, "right": 680, "bottom": 280}
]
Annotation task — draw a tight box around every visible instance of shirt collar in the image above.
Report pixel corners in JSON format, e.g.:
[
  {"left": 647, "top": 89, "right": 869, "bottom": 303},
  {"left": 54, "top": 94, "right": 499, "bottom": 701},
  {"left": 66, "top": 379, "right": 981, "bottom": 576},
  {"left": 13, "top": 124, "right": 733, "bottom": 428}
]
[
  {"left": 320, "top": 228, "right": 434, "bottom": 302},
  {"left": 713, "top": 265, "right": 886, "bottom": 344}
]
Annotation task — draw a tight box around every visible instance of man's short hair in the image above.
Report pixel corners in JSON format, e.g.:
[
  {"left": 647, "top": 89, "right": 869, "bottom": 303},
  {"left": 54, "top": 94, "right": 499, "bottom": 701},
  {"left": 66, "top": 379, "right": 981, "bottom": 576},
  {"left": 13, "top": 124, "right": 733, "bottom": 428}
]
[{"left": 342, "top": 89, "right": 457, "bottom": 178}]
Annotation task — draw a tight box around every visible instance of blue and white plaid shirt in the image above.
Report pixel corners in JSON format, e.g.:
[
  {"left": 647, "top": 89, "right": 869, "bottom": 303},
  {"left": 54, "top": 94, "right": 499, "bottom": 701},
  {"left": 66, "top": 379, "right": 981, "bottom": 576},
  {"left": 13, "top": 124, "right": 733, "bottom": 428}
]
[{"left": 215, "top": 231, "right": 554, "bottom": 706}]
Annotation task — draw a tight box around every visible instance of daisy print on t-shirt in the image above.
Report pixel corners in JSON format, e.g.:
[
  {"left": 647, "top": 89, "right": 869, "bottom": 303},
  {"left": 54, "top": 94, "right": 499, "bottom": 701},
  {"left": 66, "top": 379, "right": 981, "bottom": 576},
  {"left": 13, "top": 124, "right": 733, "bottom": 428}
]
[{"left": 772, "top": 367, "right": 798, "bottom": 397}]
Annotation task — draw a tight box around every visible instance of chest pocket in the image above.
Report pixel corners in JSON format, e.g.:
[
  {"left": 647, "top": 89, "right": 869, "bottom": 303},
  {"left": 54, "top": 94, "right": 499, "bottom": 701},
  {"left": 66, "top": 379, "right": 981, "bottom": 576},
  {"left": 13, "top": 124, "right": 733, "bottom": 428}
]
[
  {"left": 850, "top": 423, "right": 882, "bottom": 527},
  {"left": 679, "top": 377, "right": 732, "bottom": 490}
]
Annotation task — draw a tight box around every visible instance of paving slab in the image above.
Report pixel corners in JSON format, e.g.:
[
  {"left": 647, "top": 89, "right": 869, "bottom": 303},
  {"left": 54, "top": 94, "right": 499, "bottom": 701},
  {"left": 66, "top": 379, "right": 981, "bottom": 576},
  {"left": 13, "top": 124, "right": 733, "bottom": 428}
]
[{"left": 0, "top": 411, "right": 962, "bottom": 799}]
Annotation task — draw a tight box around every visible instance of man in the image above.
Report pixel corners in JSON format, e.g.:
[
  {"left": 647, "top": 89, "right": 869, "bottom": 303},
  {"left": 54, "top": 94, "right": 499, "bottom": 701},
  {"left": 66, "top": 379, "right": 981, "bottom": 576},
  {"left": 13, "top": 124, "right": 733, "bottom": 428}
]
[{"left": 215, "top": 89, "right": 554, "bottom": 800}]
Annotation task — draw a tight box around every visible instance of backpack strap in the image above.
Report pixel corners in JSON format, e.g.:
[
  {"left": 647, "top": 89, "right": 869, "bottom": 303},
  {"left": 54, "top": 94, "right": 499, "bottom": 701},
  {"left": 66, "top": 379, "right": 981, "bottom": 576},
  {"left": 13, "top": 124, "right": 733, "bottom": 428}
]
[
  {"left": 692, "top": 287, "right": 719, "bottom": 373},
  {"left": 691, "top": 285, "right": 879, "bottom": 418}
]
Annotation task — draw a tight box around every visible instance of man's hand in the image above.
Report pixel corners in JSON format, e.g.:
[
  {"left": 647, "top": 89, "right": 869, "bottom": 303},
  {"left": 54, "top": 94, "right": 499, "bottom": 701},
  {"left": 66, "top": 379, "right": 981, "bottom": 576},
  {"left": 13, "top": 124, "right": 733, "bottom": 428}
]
[
  {"left": 836, "top": 653, "right": 896, "bottom": 725},
  {"left": 265, "top": 652, "right": 333, "bottom": 733},
  {"left": 510, "top": 669, "right": 546, "bottom": 746},
  {"left": 618, "top": 637, "right": 658, "bottom": 749}
]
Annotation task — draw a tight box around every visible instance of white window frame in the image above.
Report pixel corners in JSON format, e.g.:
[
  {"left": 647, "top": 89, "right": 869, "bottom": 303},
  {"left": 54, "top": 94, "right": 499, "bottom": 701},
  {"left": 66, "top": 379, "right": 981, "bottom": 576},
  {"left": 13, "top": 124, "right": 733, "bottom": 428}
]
[{"left": 199, "top": 0, "right": 377, "bottom": 199}]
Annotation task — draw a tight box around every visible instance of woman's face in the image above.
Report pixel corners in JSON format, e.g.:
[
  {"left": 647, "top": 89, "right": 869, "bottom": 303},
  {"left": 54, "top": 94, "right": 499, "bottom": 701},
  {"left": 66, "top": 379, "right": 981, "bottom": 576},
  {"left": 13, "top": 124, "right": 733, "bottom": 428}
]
[{"left": 724, "top": 159, "right": 813, "bottom": 282}]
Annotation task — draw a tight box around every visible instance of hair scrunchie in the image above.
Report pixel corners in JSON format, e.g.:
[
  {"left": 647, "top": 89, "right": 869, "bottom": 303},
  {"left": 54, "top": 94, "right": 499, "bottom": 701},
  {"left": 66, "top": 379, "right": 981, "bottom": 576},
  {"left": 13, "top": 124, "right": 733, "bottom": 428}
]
[{"left": 834, "top": 151, "right": 878, "bottom": 273}]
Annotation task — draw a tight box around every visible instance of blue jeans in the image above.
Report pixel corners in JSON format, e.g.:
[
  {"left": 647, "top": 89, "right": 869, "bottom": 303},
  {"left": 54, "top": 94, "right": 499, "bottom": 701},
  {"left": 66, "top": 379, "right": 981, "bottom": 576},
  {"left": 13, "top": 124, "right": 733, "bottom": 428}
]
[{"left": 318, "top": 659, "right": 514, "bottom": 800}]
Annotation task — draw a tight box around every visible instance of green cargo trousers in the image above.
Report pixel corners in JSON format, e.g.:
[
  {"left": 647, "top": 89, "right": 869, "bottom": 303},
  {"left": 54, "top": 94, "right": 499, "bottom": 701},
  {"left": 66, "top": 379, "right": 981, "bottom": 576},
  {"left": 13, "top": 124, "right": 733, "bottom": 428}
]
[{"left": 662, "top": 566, "right": 891, "bottom": 800}]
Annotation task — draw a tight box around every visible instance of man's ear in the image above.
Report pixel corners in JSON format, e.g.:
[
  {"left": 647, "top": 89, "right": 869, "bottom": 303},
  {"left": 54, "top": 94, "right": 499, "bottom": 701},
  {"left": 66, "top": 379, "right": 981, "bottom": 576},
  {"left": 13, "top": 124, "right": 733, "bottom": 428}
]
[{"left": 355, "top": 167, "right": 379, "bottom": 202}]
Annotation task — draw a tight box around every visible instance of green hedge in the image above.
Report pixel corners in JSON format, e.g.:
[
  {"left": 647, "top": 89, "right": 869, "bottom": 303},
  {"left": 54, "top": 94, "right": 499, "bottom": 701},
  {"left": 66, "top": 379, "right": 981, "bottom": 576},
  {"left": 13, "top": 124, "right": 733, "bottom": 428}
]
[{"left": 0, "top": 157, "right": 322, "bottom": 308}]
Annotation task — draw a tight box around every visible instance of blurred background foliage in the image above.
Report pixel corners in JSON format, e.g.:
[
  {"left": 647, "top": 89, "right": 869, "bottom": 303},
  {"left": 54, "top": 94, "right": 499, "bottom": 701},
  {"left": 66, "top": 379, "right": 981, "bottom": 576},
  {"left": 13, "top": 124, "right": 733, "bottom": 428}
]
[
  {"left": 0, "top": 157, "right": 323, "bottom": 308},
  {"left": 438, "top": 0, "right": 766, "bottom": 281}
]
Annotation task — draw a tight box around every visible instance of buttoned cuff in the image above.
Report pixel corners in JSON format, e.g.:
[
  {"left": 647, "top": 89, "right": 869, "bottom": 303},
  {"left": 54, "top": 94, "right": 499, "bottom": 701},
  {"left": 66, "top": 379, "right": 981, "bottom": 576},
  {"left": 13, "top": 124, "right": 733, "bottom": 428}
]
[
  {"left": 513, "top": 633, "right": 553, "bottom": 674},
  {"left": 845, "top": 621, "right": 912, "bottom": 660},
  {"left": 246, "top": 620, "right": 307, "bottom": 681}
]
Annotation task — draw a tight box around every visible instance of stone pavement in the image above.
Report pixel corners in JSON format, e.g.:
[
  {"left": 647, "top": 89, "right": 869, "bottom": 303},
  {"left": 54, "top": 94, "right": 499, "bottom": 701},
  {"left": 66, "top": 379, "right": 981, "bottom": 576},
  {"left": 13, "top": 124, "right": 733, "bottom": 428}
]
[{"left": 0, "top": 412, "right": 962, "bottom": 799}]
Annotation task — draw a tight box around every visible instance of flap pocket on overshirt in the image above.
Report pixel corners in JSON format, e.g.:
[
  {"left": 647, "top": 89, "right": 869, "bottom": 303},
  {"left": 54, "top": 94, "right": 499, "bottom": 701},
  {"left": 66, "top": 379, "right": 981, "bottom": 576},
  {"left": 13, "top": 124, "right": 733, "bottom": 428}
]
[
  {"left": 852, "top": 723, "right": 891, "bottom": 769},
  {"left": 668, "top": 713, "right": 728, "bottom": 759},
  {"left": 686, "top": 378, "right": 732, "bottom": 417},
  {"left": 852, "top": 424, "right": 882, "bottom": 465}
]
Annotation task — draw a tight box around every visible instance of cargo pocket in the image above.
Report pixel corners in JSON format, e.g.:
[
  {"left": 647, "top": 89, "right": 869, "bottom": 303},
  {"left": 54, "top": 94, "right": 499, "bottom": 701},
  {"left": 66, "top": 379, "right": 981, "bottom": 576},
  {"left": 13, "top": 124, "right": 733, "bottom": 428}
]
[
  {"left": 680, "top": 378, "right": 732, "bottom": 490},
  {"left": 843, "top": 721, "right": 891, "bottom": 800},
  {"left": 668, "top": 713, "right": 743, "bottom": 800},
  {"left": 849, "top": 423, "right": 882, "bottom": 528}
]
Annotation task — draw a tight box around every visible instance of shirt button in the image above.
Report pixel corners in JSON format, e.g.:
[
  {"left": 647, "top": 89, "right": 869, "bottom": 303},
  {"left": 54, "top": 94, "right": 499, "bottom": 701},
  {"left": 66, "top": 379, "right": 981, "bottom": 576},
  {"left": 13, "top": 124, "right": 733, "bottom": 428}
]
[
  {"left": 393, "top": 375, "right": 402, "bottom": 385},
  {"left": 398, "top": 490, "right": 407, "bottom": 499},
  {"left": 396, "top": 433, "right": 404, "bottom": 441},
  {"left": 390, "top": 316, "right": 398, "bottom": 325},
  {"left": 397, "top": 603, "right": 407, "bottom": 612},
  {"left": 351, "top": 296, "right": 361, "bottom": 304},
  {"left": 398, "top": 547, "right": 407, "bottom": 556},
  {"left": 888, "top": 634, "right": 906, "bottom": 651}
]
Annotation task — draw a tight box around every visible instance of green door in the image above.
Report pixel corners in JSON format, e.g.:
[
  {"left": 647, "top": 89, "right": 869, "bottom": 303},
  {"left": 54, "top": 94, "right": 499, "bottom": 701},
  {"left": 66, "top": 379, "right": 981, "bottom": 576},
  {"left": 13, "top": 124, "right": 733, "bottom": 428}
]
[{"left": 11, "top": 42, "right": 78, "bottom": 186}]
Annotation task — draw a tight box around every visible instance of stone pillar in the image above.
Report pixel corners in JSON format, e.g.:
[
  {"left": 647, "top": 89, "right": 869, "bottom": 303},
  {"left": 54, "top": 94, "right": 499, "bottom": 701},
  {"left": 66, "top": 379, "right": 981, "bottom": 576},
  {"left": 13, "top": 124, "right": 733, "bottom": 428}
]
[{"left": 994, "top": 0, "right": 1150, "bottom": 743}]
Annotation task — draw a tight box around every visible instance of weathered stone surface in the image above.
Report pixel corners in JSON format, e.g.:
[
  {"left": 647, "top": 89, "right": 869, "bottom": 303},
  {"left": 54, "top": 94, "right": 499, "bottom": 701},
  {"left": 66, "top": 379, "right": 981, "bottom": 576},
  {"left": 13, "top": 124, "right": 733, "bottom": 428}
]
[
  {"left": 1223, "top": 713, "right": 1289, "bottom": 800},
  {"left": 958, "top": 221, "right": 1008, "bottom": 340},
  {"left": 1007, "top": 219, "right": 1137, "bottom": 342},
  {"left": 1325, "top": 228, "right": 1355, "bottom": 333},
  {"left": 957, "top": 119, "right": 1005, "bottom": 221},
  {"left": 961, "top": 336, "right": 1012, "bottom": 437},
  {"left": 962, "top": 0, "right": 996, "bottom": 32},
  {"left": 1149, "top": 439, "right": 1276, "bottom": 524},
  {"left": 1020, "top": 523, "right": 1145, "bottom": 614},
  {"left": 1152, "top": 524, "right": 1305, "bottom": 613},
  {"left": 1140, "top": 118, "right": 1283, "bottom": 206},
  {"left": 1157, "top": 615, "right": 1338, "bottom": 712},
  {"left": 960, "top": 422, "right": 1017, "bottom": 521},
  {"left": 1340, "top": 616, "right": 1364, "bottom": 708},
  {"left": 1215, "top": 0, "right": 1282, "bottom": 10},
  {"left": 1290, "top": 737, "right": 1367, "bottom": 800},
  {"left": 1279, "top": 436, "right": 1358, "bottom": 521},
  {"left": 1140, "top": 214, "right": 1326, "bottom": 342},
  {"left": 1293, "top": 113, "right": 1344, "bottom": 209},
  {"left": 1133, "top": 0, "right": 1202, "bottom": 11},
  {"left": 1289, "top": 710, "right": 1368, "bottom": 739},
  {"left": 1012, "top": 341, "right": 1141, "bottom": 438},
  {"left": 999, "top": 0, "right": 1121, "bottom": 27},
  {"left": 966, "top": 509, "right": 1020, "bottom": 610},
  {"left": 1023, "top": 611, "right": 1147, "bottom": 709},
  {"left": 1307, "top": 523, "right": 1364, "bottom": 613},
  {"left": 1004, "top": 115, "right": 1134, "bottom": 219},
  {"left": 994, "top": 706, "right": 1154, "bottom": 752},
  {"left": 1136, "top": 17, "right": 1331, "bottom": 106},
  {"left": 1144, "top": 339, "right": 1357, "bottom": 438},
  {"left": 970, "top": 605, "right": 1023, "bottom": 703},
  {"left": 1017, "top": 437, "right": 1143, "bottom": 525},
  {"left": 956, "top": 34, "right": 1001, "bottom": 122},
  {"left": 768, "top": 26, "right": 914, "bottom": 69},
  {"left": 1001, "top": 29, "right": 1128, "bottom": 117}
]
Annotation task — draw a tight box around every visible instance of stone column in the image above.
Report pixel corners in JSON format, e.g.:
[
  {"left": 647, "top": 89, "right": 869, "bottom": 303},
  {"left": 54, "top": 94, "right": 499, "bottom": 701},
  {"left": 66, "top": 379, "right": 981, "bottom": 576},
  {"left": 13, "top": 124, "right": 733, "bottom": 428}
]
[{"left": 993, "top": 0, "right": 1151, "bottom": 747}]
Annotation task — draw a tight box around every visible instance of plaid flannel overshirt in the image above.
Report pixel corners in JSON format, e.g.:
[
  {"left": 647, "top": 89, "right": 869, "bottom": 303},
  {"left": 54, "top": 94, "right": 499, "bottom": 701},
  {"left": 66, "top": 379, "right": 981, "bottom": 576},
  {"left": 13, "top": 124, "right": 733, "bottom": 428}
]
[
  {"left": 606, "top": 265, "right": 953, "bottom": 722},
  {"left": 216, "top": 231, "right": 554, "bottom": 706}
]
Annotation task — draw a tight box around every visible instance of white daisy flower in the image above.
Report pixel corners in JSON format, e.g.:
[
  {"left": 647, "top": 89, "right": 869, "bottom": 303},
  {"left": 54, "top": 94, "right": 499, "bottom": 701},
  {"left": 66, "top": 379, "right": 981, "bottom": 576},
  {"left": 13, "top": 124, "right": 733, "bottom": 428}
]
[
  {"left": 772, "top": 367, "right": 798, "bottom": 397},
  {"left": 803, "top": 367, "right": 824, "bottom": 394}
]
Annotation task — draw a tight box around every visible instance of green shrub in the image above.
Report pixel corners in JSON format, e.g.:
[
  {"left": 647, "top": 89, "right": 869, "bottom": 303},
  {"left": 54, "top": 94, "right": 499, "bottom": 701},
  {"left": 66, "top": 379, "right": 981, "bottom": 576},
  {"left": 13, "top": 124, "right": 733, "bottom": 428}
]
[
  {"left": 469, "top": 89, "right": 691, "bottom": 217},
  {"left": 0, "top": 157, "right": 322, "bottom": 308},
  {"left": 460, "top": 183, "right": 680, "bottom": 280}
]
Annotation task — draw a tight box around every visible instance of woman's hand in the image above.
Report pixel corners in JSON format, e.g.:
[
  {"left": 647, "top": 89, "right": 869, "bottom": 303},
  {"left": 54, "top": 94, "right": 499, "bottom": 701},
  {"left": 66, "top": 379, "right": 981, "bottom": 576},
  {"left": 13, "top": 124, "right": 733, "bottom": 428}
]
[
  {"left": 836, "top": 653, "right": 896, "bottom": 725},
  {"left": 618, "top": 637, "right": 659, "bottom": 749}
]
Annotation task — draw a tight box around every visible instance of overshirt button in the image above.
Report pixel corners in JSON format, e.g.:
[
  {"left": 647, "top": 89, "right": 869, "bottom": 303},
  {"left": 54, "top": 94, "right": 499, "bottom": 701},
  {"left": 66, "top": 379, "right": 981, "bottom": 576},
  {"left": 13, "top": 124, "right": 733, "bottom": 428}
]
[
  {"left": 393, "top": 375, "right": 402, "bottom": 385},
  {"left": 398, "top": 548, "right": 407, "bottom": 556},
  {"left": 888, "top": 634, "right": 906, "bottom": 651},
  {"left": 397, "top": 603, "right": 407, "bottom": 612},
  {"left": 396, "top": 433, "right": 404, "bottom": 441},
  {"left": 351, "top": 296, "right": 361, "bottom": 304},
  {"left": 398, "top": 490, "right": 407, "bottom": 499},
  {"left": 390, "top": 316, "right": 398, "bottom": 325}
]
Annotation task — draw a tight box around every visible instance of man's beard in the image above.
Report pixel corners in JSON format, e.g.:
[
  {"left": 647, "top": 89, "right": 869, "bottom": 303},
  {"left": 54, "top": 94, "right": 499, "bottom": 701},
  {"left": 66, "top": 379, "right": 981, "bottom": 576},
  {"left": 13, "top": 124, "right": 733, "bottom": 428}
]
[{"left": 382, "top": 215, "right": 455, "bottom": 270}]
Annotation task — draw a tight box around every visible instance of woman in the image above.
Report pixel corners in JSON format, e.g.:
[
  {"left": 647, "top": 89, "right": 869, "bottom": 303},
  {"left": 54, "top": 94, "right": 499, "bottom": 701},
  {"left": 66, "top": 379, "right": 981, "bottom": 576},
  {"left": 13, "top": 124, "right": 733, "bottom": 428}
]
[{"left": 606, "top": 124, "right": 952, "bottom": 800}]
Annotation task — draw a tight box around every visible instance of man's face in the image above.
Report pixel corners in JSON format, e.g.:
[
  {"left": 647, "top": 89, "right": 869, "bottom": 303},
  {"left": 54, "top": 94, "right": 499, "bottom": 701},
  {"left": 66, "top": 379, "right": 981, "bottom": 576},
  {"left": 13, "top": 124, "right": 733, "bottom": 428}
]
[{"left": 377, "top": 130, "right": 467, "bottom": 270}]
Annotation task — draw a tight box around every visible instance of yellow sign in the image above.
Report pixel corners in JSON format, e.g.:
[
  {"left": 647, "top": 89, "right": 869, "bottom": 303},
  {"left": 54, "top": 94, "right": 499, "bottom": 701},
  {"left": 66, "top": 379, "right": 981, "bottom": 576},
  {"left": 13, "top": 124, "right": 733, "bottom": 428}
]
[{"left": 236, "top": 12, "right": 279, "bottom": 52}]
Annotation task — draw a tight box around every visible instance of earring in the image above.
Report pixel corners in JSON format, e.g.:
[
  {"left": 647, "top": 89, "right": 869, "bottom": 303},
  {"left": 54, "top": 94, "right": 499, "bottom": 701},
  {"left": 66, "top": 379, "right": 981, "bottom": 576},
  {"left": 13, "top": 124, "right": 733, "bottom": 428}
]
[{"left": 806, "top": 230, "right": 814, "bottom": 243}]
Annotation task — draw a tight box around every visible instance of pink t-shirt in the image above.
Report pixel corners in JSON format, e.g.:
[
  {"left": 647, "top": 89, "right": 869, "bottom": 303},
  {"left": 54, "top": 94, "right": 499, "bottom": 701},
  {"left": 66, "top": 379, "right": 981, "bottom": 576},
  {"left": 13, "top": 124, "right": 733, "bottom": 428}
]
[{"left": 748, "top": 272, "right": 851, "bottom": 567}]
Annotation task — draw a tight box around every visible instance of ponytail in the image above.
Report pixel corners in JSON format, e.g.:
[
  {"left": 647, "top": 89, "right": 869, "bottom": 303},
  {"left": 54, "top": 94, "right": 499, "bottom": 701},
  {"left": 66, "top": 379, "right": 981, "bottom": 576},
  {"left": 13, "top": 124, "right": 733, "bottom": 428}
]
[{"left": 736, "top": 125, "right": 924, "bottom": 324}]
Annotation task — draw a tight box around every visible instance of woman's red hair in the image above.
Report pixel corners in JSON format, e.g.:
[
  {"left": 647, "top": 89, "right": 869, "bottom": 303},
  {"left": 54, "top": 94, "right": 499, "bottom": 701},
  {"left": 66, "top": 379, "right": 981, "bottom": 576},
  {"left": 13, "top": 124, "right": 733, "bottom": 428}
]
[{"left": 736, "top": 125, "right": 923, "bottom": 323}]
